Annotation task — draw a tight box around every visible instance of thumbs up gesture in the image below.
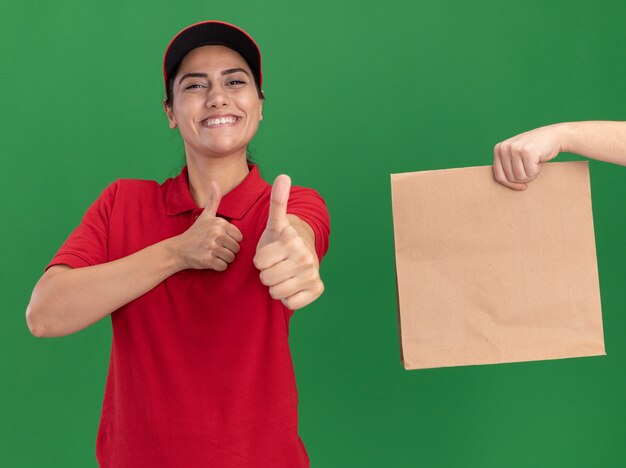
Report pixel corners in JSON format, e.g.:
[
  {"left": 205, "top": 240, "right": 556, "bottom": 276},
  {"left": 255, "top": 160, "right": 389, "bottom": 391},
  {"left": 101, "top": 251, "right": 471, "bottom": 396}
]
[
  {"left": 254, "top": 175, "right": 324, "bottom": 310},
  {"left": 171, "top": 181, "right": 243, "bottom": 272}
]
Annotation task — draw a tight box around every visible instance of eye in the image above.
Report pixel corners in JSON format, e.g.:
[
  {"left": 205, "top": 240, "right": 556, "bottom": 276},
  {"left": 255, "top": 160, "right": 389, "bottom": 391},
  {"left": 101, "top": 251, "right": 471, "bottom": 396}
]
[
  {"left": 227, "top": 79, "right": 246, "bottom": 86},
  {"left": 185, "top": 83, "right": 206, "bottom": 90}
]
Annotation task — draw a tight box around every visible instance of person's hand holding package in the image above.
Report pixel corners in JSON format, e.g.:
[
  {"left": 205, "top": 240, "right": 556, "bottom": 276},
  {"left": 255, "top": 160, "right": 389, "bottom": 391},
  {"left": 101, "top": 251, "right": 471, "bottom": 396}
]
[{"left": 494, "top": 121, "right": 626, "bottom": 190}]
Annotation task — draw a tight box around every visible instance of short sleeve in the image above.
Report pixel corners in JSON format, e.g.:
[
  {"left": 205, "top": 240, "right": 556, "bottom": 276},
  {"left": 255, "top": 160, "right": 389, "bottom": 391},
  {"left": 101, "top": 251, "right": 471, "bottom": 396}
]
[
  {"left": 286, "top": 186, "right": 331, "bottom": 262},
  {"left": 45, "top": 180, "right": 120, "bottom": 272}
]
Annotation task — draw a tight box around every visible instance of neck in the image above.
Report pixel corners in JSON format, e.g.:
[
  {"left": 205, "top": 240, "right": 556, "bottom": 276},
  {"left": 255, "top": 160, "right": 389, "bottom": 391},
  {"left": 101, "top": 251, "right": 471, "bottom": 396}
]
[{"left": 185, "top": 147, "right": 250, "bottom": 208}]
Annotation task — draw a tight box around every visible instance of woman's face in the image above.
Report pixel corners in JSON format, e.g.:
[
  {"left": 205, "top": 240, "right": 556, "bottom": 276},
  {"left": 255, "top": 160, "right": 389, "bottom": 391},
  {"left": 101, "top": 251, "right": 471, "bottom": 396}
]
[{"left": 164, "top": 45, "right": 263, "bottom": 159}]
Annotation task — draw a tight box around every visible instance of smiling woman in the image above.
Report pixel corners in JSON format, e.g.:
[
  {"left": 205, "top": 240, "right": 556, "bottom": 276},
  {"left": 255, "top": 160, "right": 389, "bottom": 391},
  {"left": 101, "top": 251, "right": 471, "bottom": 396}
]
[
  {"left": 164, "top": 45, "right": 264, "bottom": 167},
  {"left": 25, "top": 20, "right": 330, "bottom": 468}
]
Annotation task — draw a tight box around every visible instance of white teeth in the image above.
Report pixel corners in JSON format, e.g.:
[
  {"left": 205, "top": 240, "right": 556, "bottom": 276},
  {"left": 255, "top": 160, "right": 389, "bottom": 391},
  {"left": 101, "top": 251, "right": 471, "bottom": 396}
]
[{"left": 203, "top": 116, "right": 238, "bottom": 127}]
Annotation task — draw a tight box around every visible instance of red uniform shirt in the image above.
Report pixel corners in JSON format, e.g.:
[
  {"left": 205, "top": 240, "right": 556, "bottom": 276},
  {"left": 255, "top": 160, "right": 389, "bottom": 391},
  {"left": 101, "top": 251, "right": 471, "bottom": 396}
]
[{"left": 45, "top": 164, "right": 330, "bottom": 467}]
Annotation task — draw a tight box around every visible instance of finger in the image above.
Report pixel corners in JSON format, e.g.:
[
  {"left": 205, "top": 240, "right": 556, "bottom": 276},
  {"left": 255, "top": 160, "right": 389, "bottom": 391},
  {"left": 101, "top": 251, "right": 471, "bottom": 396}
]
[
  {"left": 216, "top": 234, "right": 240, "bottom": 255},
  {"left": 225, "top": 223, "right": 243, "bottom": 243},
  {"left": 254, "top": 241, "right": 290, "bottom": 271},
  {"left": 494, "top": 152, "right": 526, "bottom": 191},
  {"left": 498, "top": 152, "right": 527, "bottom": 190},
  {"left": 259, "top": 259, "right": 297, "bottom": 287},
  {"left": 511, "top": 150, "right": 530, "bottom": 181},
  {"left": 254, "top": 225, "right": 300, "bottom": 270},
  {"left": 281, "top": 290, "right": 317, "bottom": 310},
  {"left": 268, "top": 277, "right": 303, "bottom": 301},
  {"left": 202, "top": 181, "right": 222, "bottom": 218},
  {"left": 211, "top": 258, "right": 228, "bottom": 272},
  {"left": 497, "top": 146, "right": 517, "bottom": 183},
  {"left": 493, "top": 145, "right": 506, "bottom": 183},
  {"left": 520, "top": 153, "right": 541, "bottom": 182},
  {"left": 215, "top": 247, "right": 236, "bottom": 264},
  {"left": 266, "top": 174, "right": 291, "bottom": 239}
]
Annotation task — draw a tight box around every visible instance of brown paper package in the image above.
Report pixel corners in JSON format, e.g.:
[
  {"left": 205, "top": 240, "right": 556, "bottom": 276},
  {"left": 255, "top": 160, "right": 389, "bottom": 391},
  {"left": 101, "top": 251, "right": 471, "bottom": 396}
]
[{"left": 391, "top": 162, "right": 605, "bottom": 370}]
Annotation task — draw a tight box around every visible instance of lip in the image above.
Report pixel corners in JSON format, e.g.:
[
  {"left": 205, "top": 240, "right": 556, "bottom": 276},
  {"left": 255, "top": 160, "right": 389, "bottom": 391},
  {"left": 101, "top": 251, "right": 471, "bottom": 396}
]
[{"left": 200, "top": 114, "right": 241, "bottom": 128}]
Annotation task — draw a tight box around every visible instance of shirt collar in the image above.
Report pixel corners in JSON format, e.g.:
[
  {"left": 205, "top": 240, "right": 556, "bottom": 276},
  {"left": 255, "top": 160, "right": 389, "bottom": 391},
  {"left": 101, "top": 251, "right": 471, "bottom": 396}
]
[{"left": 165, "top": 164, "right": 269, "bottom": 220}]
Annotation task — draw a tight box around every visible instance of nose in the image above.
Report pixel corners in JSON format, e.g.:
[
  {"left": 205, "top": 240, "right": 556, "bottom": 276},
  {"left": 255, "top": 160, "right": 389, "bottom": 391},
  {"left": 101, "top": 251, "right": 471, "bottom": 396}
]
[{"left": 206, "top": 84, "right": 229, "bottom": 108}]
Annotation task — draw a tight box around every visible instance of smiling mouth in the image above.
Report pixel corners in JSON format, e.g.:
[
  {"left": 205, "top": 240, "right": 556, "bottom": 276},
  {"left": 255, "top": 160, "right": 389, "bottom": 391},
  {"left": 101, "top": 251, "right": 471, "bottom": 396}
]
[{"left": 201, "top": 116, "right": 240, "bottom": 128}]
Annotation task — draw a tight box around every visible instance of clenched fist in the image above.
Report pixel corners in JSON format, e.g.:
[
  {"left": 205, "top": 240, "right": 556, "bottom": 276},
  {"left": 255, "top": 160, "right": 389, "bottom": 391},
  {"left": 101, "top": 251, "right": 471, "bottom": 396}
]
[
  {"left": 254, "top": 175, "right": 324, "bottom": 310},
  {"left": 493, "top": 124, "right": 563, "bottom": 190}
]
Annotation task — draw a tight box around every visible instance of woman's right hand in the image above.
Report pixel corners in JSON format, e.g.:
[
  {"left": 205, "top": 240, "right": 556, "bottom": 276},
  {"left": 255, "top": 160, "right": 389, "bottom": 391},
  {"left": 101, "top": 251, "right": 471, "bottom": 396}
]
[
  {"left": 170, "top": 181, "right": 243, "bottom": 272},
  {"left": 26, "top": 181, "right": 242, "bottom": 337}
]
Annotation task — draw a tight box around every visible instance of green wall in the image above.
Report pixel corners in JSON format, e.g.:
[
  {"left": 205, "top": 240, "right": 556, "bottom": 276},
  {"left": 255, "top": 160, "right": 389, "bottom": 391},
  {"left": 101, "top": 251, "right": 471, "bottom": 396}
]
[{"left": 2, "top": 1, "right": 626, "bottom": 466}]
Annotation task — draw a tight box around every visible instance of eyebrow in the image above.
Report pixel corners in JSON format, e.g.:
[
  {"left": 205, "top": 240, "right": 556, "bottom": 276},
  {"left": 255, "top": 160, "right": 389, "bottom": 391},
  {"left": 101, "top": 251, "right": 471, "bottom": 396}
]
[{"left": 178, "top": 68, "right": 251, "bottom": 84}]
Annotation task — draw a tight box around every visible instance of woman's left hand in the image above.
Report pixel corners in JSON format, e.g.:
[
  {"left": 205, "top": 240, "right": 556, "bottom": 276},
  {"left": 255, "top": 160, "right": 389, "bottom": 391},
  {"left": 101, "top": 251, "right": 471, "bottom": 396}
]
[{"left": 253, "top": 175, "right": 324, "bottom": 310}]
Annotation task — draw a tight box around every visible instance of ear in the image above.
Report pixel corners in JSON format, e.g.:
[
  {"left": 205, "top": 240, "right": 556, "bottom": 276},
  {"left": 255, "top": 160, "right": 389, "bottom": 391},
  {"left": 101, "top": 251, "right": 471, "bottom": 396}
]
[
  {"left": 163, "top": 100, "right": 177, "bottom": 128},
  {"left": 258, "top": 96, "right": 263, "bottom": 122}
]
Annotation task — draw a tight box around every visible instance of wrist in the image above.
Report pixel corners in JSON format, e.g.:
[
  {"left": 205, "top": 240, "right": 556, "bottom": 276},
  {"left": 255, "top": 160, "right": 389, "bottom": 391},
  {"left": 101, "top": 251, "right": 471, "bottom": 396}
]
[
  {"left": 159, "top": 236, "right": 186, "bottom": 274},
  {"left": 551, "top": 122, "right": 576, "bottom": 154}
]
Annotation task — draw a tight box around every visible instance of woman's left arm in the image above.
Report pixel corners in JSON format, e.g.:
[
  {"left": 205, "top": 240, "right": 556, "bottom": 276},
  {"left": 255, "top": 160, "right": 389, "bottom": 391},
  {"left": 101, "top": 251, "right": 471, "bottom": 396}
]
[{"left": 253, "top": 176, "right": 325, "bottom": 310}]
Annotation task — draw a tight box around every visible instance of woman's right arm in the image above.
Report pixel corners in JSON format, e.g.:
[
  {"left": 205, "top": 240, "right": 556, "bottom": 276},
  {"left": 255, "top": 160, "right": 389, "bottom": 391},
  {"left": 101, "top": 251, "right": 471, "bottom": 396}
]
[
  {"left": 493, "top": 121, "right": 626, "bottom": 190},
  {"left": 26, "top": 239, "right": 182, "bottom": 337},
  {"left": 26, "top": 181, "right": 242, "bottom": 338}
]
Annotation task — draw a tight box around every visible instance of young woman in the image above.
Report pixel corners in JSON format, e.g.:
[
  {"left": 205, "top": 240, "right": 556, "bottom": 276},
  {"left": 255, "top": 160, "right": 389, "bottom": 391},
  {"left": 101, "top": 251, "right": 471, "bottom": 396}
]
[
  {"left": 493, "top": 121, "right": 626, "bottom": 189},
  {"left": 26, "top": 20, "right": 330, "bottom": 467}
]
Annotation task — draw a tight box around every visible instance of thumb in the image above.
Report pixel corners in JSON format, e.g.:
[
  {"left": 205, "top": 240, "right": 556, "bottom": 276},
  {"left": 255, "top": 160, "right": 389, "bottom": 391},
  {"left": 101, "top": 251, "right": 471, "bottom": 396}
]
[
  {"left": 266, "top": 174, "right": 291, "bottom": 239},
  {"left": 202, "top": 181, "right": 222, "bottom": 218}
]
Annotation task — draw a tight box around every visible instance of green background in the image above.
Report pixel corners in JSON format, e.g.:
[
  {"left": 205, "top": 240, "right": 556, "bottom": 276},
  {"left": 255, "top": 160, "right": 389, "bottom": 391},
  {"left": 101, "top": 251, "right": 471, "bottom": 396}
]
[{"left": 2, "top": 1, "right": 626, "bottom": 466}]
